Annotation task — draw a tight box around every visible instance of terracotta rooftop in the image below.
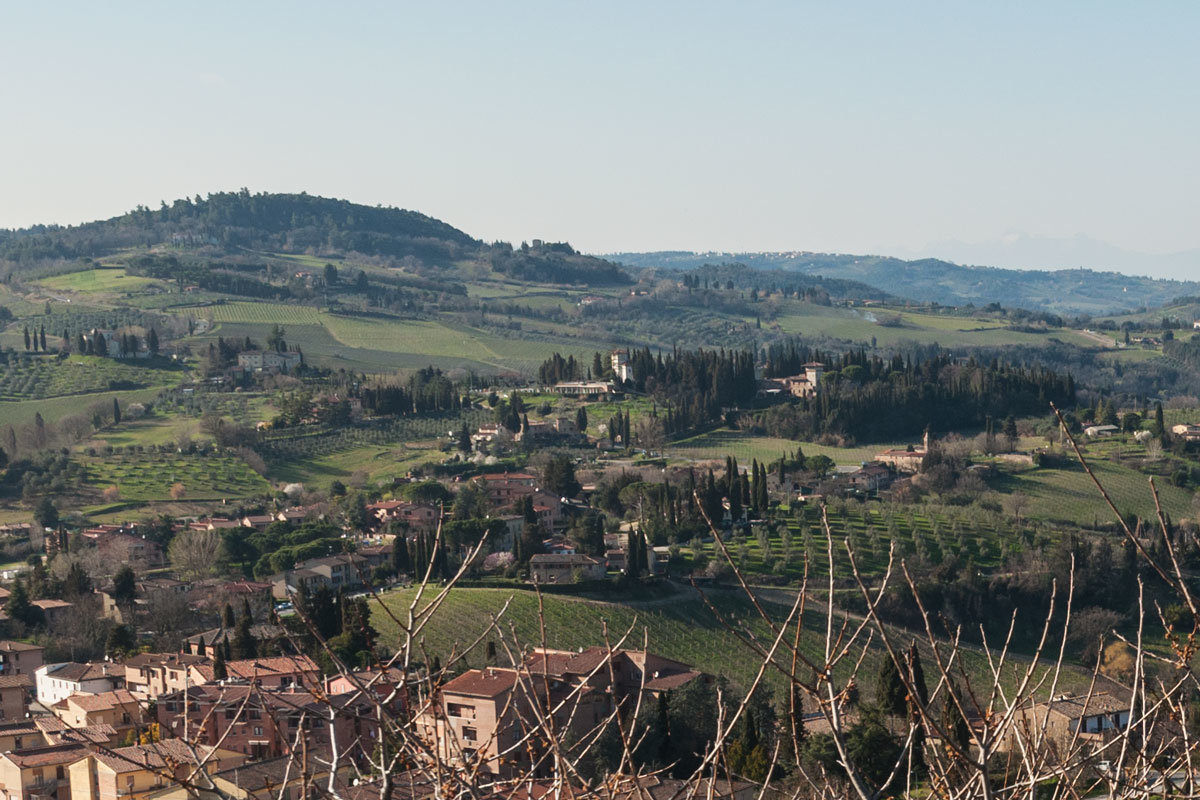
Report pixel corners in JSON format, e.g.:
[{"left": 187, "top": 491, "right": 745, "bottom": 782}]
[
  {"left": 440, "top": 668, "right": 518, "bottom": 698},
  {"left": 44, "top": 662, "right": 119, "bottom": 682},
  {"left": 0, "top": 674, "right": 33, "bottom": 689},
  {"left": 3, "top": 743, "right": 89, "bottom": 768},
  {"left": 66, "top": 689, "right": 141, "bottom": 711},
  {"left": 0, "top": 640, "right": 42, "bottom": 653},
  {"left": 93, "top": 740, "right": 224, "bottom": 773}
]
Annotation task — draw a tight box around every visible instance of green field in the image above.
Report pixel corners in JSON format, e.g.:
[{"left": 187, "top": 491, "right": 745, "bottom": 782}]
[
  {"left": 768, "top": 303, "right": 1099, "bottom": 348},
  {"left": 39, "top": 268, "right": 171, "bottom": 295},
  {"left": 268, "top": 442, "right": 441, "bottom": 486},
  {"left": 82, "top": 452, "right": 271, "bottom": 503},
  {"left": 667, "top": 430, "right": 906, "bottom": 466},
  {"left": 195, "top": 301, "right": 607, "bottom": 373},
  {"left": 0, "top": 387, "right": 166, "bottom": 429}
]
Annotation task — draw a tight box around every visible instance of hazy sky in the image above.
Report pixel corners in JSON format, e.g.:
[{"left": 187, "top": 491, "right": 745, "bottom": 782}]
[{"left": 2, "top": 2, "right": 1198, "bottom": 271}]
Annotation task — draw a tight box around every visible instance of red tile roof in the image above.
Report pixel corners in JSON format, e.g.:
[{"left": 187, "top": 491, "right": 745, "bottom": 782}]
[{"left": 440, "top": 668, "right": 518, "bottom": 698}]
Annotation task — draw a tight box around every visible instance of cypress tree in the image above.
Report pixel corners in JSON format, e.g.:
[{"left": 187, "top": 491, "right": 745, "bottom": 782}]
[{"left": 212, "top": 647, "right": 228, "bottom": 680}]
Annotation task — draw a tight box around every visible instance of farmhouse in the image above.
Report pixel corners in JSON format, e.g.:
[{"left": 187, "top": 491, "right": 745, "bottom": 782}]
[
  {"left": 552, "top": 380, "right": 616, "bottom": 397},
  {"left": 528, "top": 553, "right": 605, "bottom": 584},
  {"left": 1005, "top": 692, "right": 1130, "bottom": 757},
  {"left": 1171, "top": 423, "right": 1200, "bottom": 442},
  {"left": 779, "top": 362, "right": 826, "bottom": 399},
  {"left": 874, "top": 447, "right": 926, "bottom": 473},
  {"left": 1084, "top": 424, "right": 1120, "bottom": 438},
  {"left": 475, "top": 472, "right": 539, "bottom": 506},
  {"left": 516, "top": 416, "right": 579, "bottom": 444},
  {"left": 236, "top": 350, "right": 302, "bottom": 374},
  {"left": 611, "top": 349, "right": 632, "bottom": 382},
  {"left": 469, "top": 423, "right": 513, "bottom": 447}
]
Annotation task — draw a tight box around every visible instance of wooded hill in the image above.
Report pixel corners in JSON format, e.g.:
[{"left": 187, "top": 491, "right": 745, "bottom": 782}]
[{"left": 0, "top": 191, "right": 633, "bottom": 285}]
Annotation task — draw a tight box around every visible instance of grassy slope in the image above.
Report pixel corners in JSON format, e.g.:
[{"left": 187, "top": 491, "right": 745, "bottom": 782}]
[
  {"left": 372, "top": 584, "right": 1103, "bottom": 696},
  {"left": 1000, "top": 458, "right": 1196, "bottom": 525},
  {"left": 38, "top": 268, "right": 171, "bottom": 294},
  {"left": 0, "top": 387, "right": 165, "bottom": 429}
]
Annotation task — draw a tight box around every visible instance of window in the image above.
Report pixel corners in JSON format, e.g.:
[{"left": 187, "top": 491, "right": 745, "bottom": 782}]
[
  {"left": 447, "top": 703, "right": 475, "bottom": 719},
  {"left": 225, "top": 709, "right": 236, "bottom": 720},
  {"left": 254, "top": 726, "right": 263, "bottom": 736},
  {"left": 462, "top": 726, "right": 477, "bottom": 742}
]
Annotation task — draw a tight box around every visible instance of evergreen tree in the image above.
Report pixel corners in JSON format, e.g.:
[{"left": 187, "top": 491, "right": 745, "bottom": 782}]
[
  {"left": 6, "top": 581, "right": 35, "bottom": 627},
  {"left": 212, "top": 646, "right": 228, "bottom": 680},
  {"left": 148, "top": 327, "right": 159, "bottom": 355},
  {"left": 391, "top": 535, "right": 411, "bottom": 576},
  {"left": 105, "top": 624, "right": 137, "bottom": 658},
  {"left": 34, "top": 498, "right": 59, "bottom": 530},
  {"left": 575, "top": 406, "right": 588, "bottom": 434},
  {"left": 222, "top": 603, "right": 236, "bottom": 628},
  {"left": 112, "top": 398, "right": 121, "bottom": 425},
  {"left": 878, "top": 654, "right": 908, "bottom": 718},
  {"left": 39, "top": 326, "right": 46, "bottom": 351},
  {"left": 233, "top": 614, "right": 257, "bottom": 659},
  {"left": 22, "top": 327, "right": 30, "bottom": 351},
  {"left": 457, "top": 423, "right": 471, "bottom": 452}
]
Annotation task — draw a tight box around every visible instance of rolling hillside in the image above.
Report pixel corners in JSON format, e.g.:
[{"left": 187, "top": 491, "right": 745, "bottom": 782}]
[{"left": 610, "top": 250, "right": 1200, "bottom": 315}]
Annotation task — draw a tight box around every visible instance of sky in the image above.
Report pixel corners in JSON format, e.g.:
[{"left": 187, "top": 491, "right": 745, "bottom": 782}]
[{"left": 2, "top": 2, "right": 1198, "bottom": 277}]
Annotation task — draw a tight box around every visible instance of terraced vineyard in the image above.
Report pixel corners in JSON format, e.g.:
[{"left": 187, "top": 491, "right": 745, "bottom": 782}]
[
  {"left": 82, "top": 451, "right": 271, "bottom": 503},
  {"left": 999, "top": 456, "right": 1197, "bottom": 525},
  {"left": 680, "top": 502, "right": 1025, "bottom": 583},
  {"left": 0, "top": 356, "right": 180, "bottom": 400}
]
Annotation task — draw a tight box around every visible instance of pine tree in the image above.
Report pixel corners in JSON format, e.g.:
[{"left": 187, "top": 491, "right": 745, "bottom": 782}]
[
  {"left": 148, "top": 327, "right": 159, "bottom": 355},
  {"left": 222, "top": 603, "right": 236, "bottom": 628},
  {"left": 112, "top": 398, "right": 121, "bottom": 425},
  {"left": 39, "top": 326, "right": 46, "bottom": 351},
  {"left": 22, "top": 327, "right": 30, "bottom": 351}
]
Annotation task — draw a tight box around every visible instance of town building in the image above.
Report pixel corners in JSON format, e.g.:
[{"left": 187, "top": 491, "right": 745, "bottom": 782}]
[
  {"left": 0, "top": 743, "right": 89, "bottom": 800},
  {"left": 68, "top": 741, "right": 245, "bottom": 800},
  {"left": 49, "top": 689, "right": 147, "bottom": 735},
  {"left": 0, "top": 642, "right": 44, "bottom": 678},
  {"left": 0, "top": 676, "right": 32, "bottom": 721},
  {"left": 35, "top": 663, "right": 124, "bottom": 707},
  {"left": 417, "top": 648, "right": 702, "bottom": 777}
]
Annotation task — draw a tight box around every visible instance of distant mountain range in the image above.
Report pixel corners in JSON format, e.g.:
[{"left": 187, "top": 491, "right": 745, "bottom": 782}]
[
  {"left": 606, "top": 250, "right": 1200, "bottom": 315},
  {"left": 900, "top": 232, "right": 1200, "bottom": 283}
]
